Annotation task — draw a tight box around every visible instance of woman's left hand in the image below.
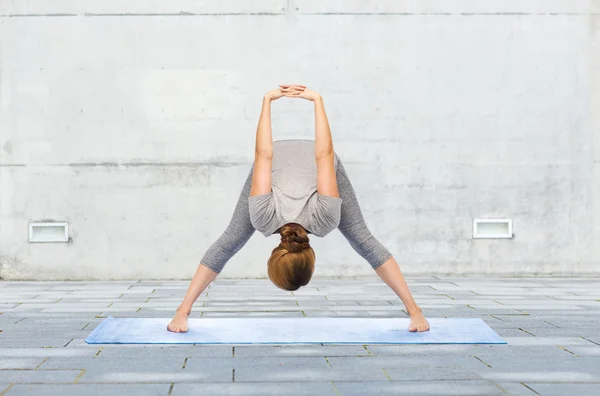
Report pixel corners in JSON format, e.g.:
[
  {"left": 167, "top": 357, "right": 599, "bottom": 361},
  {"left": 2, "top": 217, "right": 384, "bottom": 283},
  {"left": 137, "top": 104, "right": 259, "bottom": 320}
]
[{"left": 280, "top": 84, "right": 321, "bottom": 101}]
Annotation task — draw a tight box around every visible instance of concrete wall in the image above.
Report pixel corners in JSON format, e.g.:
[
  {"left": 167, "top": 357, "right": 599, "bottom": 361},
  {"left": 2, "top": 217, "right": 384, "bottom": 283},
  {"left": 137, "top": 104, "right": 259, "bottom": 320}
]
[{"left": 1, "top": 0, "right": 599, "bottom": 279}]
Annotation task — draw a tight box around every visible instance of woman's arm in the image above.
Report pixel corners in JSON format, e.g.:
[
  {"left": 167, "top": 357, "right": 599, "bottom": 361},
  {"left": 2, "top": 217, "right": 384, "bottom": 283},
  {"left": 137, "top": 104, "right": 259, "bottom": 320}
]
[
  {"left": 250, "top": 86, "right": 303, "bottom": 196},
  {"left": 281, "top": 85, "right": 339, "bottom": 198},
  {"left": 313, "top": 95, "right": 339, "bottom": 198},
  {"left": 313, "top": 96, "right": 333, "bottom": 160},
  {"left": 250, "top": 96, "right": 274, "bottom": 197}
]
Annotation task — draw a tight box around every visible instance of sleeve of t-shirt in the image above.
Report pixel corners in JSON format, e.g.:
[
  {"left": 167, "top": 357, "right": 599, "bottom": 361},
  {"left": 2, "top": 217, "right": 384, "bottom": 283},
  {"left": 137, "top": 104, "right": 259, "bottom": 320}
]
[
  {"left": 248, "top": 192, "right": 276, "bottom": 236},
  {"left": 311, "top": 193, "right": 343, "bottom": 236}
]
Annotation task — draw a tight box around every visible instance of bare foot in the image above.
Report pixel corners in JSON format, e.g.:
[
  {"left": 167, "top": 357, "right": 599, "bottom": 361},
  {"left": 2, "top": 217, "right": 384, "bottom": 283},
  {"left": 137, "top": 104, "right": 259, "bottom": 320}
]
[
  {"left": 167, "top": 309, "right": 189, "bottom": 333},
  {"left": 408, "top": 308, "right": 430, "bottom": 332}
]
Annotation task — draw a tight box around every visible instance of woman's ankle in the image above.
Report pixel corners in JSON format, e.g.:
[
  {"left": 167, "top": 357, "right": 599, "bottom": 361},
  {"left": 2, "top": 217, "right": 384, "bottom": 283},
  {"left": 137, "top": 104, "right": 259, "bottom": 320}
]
[
  {"left": 407, "top": 305, "right": 422, "bottom": 316},
  {"left": 176, "top": 306, "right": 191, "bottom": 316}
]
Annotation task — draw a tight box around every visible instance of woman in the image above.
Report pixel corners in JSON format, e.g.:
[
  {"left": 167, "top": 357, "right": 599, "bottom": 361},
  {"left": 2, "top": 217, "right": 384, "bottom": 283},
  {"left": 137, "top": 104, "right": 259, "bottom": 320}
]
[{"left": 168, "top": 84, "right": 430, "bottom": 333}]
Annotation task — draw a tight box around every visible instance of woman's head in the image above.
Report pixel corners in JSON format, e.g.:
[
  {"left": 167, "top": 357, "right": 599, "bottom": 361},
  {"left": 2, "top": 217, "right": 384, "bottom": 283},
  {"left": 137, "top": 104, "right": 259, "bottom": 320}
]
[{"left": 268, "top": 223, "right": 315, "bottom": 291}]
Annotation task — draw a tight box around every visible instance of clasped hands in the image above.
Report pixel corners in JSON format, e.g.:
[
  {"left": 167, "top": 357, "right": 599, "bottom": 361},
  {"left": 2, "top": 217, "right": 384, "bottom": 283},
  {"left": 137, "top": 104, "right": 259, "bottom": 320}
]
[{"left": 265, "top": 84, "right": 321, "bottom": 102}]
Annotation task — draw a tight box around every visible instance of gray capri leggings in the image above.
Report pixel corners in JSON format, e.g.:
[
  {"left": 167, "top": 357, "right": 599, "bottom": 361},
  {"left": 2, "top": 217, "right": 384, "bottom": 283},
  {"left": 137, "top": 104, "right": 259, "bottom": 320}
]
[{"left": 200, "top": 159, "right": 392, "bottom": 273}]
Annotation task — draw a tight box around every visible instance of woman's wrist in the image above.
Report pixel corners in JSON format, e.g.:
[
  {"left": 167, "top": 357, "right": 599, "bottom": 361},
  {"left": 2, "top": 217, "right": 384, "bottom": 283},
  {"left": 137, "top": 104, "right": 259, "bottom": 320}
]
[{"left": 263, "top": 95, "right": 274, "bottom": 103}]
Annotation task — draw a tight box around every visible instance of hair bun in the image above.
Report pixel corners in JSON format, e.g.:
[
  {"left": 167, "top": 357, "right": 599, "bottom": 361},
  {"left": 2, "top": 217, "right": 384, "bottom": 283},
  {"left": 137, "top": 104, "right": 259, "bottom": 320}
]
[{"left": 280, "top": 224, "right": 310, "bottom": 253}]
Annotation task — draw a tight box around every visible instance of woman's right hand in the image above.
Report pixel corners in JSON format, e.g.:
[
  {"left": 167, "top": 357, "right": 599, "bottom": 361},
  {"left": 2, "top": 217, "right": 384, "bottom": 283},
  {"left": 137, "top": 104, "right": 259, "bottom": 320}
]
[{"left": 265, "top": 84, "right": 306, "bottom": 101}]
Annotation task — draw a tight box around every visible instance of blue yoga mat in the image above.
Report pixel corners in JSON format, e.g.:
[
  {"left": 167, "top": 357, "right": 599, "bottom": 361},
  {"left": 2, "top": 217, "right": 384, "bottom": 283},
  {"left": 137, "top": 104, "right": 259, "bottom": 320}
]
[{"left": 85, "top": 317, "right": 506, "bottom": 345}]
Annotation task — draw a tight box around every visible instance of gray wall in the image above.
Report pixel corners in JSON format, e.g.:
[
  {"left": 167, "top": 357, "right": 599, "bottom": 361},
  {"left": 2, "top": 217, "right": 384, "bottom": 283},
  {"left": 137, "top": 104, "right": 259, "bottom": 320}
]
[{"left": 1, "top": 0, "right": 599, "bottom": 280}]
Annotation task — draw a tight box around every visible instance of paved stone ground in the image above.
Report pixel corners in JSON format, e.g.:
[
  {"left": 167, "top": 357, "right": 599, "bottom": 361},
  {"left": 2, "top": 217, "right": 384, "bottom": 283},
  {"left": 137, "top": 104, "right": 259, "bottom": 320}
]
[{"left": 0, "top": 277, "right": 599, "bottom": 396}]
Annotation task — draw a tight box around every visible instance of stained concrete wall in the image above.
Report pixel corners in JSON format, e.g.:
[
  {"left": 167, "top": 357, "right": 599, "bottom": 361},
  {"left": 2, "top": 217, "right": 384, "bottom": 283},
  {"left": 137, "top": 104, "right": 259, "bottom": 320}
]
[{"left": 1, "top": 0, "right": 599, "bottom": 279}]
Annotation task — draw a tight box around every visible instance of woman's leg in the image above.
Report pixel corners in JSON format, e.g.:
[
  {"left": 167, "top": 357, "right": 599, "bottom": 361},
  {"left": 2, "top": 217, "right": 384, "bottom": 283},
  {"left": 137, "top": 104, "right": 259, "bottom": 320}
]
[
  {"left": 335, "top": 160, "right": 392, "bottom": 268},
  {"left": 336, "top": 160, "right": 429, "bottom": 332},
  {"left": 168, "top": 166, "right": 256, "bottom": 332}
]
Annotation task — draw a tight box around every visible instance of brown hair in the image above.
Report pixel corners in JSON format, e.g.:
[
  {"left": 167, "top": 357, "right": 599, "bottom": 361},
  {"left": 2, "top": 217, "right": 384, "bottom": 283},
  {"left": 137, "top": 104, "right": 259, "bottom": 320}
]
[{"left": 267, "top": 223, "right": 315, "bottom": 291}]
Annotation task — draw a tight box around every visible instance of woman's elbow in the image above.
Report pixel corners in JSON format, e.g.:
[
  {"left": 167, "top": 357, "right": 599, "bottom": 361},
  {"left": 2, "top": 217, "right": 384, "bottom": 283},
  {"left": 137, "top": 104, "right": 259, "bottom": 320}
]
[
  {"left": 315, "top": 149, "right": 334, "bottom": 160},
  {"left": 255, "top": 149, "right": 273, "bottom": 160}
]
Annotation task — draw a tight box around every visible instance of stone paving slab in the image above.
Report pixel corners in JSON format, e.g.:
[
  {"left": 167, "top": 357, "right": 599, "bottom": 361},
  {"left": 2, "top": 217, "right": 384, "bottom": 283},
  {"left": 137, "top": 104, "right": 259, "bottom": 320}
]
[
  {"left": 327, "top": 355, "right": 484, "bottom": 372},
  {"left": 233, "top": 345, "right": 369, "bottom": 357},
  {"left": 364, "top": 344, "right": 483, "bottom": 355},
  {"left": 517, "top": 327, "right": 600, "bottom": 337},
  {"left": 78, "top": 369, "right": 232, "bottom": 384},
  {"left": 333, "top": 380, "right": 505, "bottom": 395},
  {"left": 494, "top": 328, "right": 536, "bottom": 337},
  {"left": 495, "top": 382, "right": 539, "bottom": 395},
  {"left": 2, "top": 277, "right": 600, "bottom": 395},
  {"left": 479, "top": 370, "right": 599, "bottom": 383},
  {"left": 526, "top": 383, "right": 600, "bottom": 396},
  {"left": 472, "top": 345, "right": 581, "bottom": 359},
  {"left": 234, "top": 366, "right": 389, "bottom": 382},
  {"left": 97, "top": 345, "right": 232, "bottom": 358},
  {"left": 544, "top": 316, "right": 600, "bottom": 328},
  {"left": 302, "top": 310, "right": 340, "bottom": 317},
  {"left": 0, "top": 331, "right": 92, "bottom": 340},
  {"left": 583, "top": 336, "right": 600, "bottom": 345},
  {"left": 0, "top": 338, "right": 75, "bottom": 348},
  {"left": 501, "top": 337, "right": 597, "bottom": 346},
  {"left": 0, "top": 359, "right": 46, "bottom": 370},
  {"left": 0, "top": 370, "right": 82, "bottom": 384},
  {"left": 171, "top": 382, "right": 337, "bottom": 396},
  {"left": 39, "top": 357, "right": 197, "bottom": 371},
  {"left": 0, "top": 348, "right": 98, "bottom": 358},
  {"left": 565, "top": 344, "right": 600, "bottom": 356},
  {"left": 385, "top": 366, "right": 481, "bottom": 381},
  {"left": 472, "top": 355, "right": 600, "bottom": 375},
  {"left": 184, "top": 356, "right": 332, "bottom": 375},
  {"left": 4, "top": 384, "right": 171, "bottom": 396}
]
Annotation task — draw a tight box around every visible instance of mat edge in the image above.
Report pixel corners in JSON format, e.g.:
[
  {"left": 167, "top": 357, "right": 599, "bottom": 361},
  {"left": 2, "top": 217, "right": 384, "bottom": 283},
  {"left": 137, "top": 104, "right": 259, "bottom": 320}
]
[{"left": 84, "top": 315, "right": 114, "bottom": 344}]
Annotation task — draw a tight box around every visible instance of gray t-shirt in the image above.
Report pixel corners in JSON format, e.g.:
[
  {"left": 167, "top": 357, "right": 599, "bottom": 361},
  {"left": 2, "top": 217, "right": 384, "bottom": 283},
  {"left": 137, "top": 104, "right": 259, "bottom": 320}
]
[{"left": 248, "top": 139, "right": 343, "bottom": 237}]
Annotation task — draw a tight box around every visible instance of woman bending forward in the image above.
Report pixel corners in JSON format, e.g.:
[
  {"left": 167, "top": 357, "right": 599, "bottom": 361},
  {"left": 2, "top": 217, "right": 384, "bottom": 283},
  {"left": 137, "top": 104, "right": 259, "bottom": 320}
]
[{"left": 168, "top": 84, "right": 430, "bottom": 333}]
